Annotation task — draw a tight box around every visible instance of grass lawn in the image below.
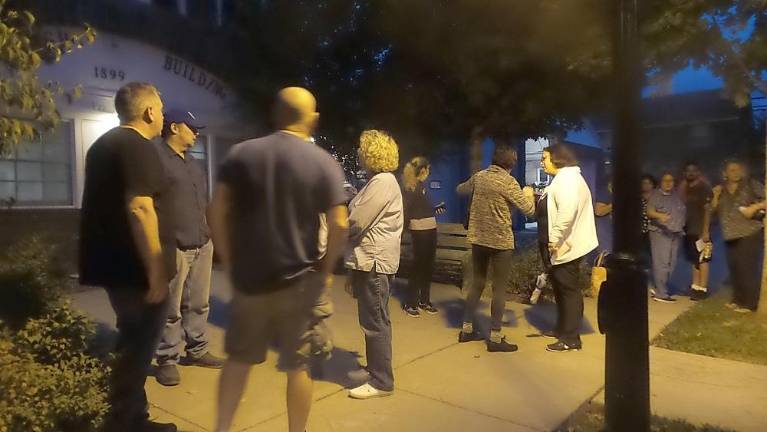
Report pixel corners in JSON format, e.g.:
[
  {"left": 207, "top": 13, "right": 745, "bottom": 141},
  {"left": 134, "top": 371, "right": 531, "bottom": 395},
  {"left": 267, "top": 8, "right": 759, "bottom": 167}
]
[
  {"left": 561, "top": 402, "right": 734, "bottom": 432},
  {"left": 652, "top": 291, "right": 767, "bottom": 365}
]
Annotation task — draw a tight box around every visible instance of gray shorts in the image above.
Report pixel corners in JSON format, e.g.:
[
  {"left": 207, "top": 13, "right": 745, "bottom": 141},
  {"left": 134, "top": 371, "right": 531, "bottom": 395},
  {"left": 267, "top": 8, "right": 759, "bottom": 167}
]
[{"left": 225, "top": 272, "right": 322, "bottom": 370}]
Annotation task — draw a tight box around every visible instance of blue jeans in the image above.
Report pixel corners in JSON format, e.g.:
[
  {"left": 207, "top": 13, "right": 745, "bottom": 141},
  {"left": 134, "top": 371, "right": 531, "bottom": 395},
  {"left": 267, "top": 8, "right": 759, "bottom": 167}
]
[
  {"left": 351, "top": 269, "right": 394, "bottom": 391},
  {"left": 649, "top": 231, "right": 680, "bottom": 298},
  {"left": 156, "top": 240, "right": 213, "bottom": 365}
]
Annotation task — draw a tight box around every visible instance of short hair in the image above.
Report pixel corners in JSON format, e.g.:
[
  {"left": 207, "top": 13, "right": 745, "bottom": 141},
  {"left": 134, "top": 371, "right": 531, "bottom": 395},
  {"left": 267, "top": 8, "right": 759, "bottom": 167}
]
[
  {"left": 641, "top": 174, "right": 657, "bottom": 188},
  {"left": 544, "top": 144, "right": 578, "bottom": 168},
  {"left": 683, "top": 161, "right": 700, "bottom": 170},
  {"left": 114, "top": 82, "right": 159, "bottom": 123},
  {"left": 723, "top": 158, "right": 745, "bottom": 170},
  {"left": 359, "top": 130, "right": 399, "bottom": 174},
  {"left": 491, "top": 145, "right": 517, "bottom": 170}
]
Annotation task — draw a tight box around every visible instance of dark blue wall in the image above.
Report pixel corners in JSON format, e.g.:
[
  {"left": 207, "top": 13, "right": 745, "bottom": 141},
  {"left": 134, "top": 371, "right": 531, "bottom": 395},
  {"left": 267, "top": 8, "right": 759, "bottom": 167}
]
[{"left": 427, "top": 150, "right": 470, "bottom": 224}]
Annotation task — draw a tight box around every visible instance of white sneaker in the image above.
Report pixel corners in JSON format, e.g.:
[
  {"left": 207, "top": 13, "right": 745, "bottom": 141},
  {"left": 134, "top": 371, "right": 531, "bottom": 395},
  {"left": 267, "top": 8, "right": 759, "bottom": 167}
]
[{"left": 348, "top": 383, "right": 393, "bottom": 400}]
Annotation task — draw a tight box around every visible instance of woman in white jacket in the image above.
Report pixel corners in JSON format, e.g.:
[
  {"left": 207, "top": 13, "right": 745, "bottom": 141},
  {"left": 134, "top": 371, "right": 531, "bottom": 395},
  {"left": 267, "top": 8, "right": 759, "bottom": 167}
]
[{"left": 540, "top": 144, "right": 598, "bottom": 352}]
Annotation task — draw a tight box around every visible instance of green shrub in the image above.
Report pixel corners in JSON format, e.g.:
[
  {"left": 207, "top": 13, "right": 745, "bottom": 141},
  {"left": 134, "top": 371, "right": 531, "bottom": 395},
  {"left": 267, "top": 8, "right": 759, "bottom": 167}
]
[
  {"left": 0, "top": 237, "right": 110, "bottom": 432},
  {"left": 0, "top": 236, "right": 65, "bottom": 329}
]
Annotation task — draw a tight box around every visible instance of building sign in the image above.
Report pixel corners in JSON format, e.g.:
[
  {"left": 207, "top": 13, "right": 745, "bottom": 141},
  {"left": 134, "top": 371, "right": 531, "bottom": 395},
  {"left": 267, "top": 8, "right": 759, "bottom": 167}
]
[{"left": 163, "top": 55, "right": 227, "bottom": 101}]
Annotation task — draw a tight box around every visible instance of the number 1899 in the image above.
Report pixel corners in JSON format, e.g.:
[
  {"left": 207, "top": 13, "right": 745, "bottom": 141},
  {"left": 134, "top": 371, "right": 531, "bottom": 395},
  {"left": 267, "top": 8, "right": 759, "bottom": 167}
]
[{"left": 94, "top": 67, "right": 126, "bottom": 81}]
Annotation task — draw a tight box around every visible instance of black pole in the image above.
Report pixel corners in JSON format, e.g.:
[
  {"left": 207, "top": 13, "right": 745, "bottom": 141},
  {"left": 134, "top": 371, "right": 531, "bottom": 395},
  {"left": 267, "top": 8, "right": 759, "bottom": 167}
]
[{"left": 599, "top": 0, "right": 650, "bottom": 431}]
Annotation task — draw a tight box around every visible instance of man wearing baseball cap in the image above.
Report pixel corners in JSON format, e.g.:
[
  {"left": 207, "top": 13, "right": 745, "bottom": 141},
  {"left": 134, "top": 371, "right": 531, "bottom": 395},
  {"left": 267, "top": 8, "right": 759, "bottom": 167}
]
[{"left": 154, "top": 109, "right": 224, "bottom": 386}]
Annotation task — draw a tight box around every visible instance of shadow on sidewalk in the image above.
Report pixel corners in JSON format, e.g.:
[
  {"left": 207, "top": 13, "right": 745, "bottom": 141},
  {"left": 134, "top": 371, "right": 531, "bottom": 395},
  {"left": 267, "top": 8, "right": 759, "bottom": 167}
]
[{"left": 523, "top": 301, "right": 596, "bottom": 337}]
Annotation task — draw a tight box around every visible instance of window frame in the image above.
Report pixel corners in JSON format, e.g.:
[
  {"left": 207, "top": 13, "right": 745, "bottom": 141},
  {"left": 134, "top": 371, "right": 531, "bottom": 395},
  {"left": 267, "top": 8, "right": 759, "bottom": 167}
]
[{"left": 0, "top": 120, "right": 77, "bottom": 209}]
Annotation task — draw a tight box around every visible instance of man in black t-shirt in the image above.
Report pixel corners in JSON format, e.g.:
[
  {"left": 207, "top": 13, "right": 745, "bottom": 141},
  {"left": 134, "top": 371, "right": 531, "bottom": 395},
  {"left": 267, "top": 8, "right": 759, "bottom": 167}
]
[
  {"left": 209, "top": 87, "right": 349, "bottom": 432},
  {"left": 79, "top": 82, "right": 177, "bottom": 432},
  {"left": 680, "top": 162, "right": 713, "bottom": 301}
]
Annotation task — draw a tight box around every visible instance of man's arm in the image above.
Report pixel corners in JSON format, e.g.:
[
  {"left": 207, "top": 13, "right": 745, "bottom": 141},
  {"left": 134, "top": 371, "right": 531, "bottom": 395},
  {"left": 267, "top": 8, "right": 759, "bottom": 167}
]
[
  {"left": 321, "top": 205, "right": 349, "bottom": 282},
  {"left": 208, "top": 182, "right": 233, "bottom": 272},
  {"left": 126, "top": 195, "right": 167, "bottom": 303},
  {"left": 456, "top": 175, "right": 474, "bottom": 195}
]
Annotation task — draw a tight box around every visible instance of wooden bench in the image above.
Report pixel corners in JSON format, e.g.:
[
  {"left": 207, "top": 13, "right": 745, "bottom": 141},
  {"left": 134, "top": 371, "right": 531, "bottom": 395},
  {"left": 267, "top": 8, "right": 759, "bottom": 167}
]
[{"left": 399, "top": 223, "right": 469, "bottom": 286}]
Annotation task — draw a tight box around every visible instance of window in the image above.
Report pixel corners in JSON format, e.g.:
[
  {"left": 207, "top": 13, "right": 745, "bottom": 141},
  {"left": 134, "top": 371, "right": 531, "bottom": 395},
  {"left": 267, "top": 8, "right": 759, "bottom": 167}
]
[{"left": 0, "top": 122, "right": 73, "bottom": 207}]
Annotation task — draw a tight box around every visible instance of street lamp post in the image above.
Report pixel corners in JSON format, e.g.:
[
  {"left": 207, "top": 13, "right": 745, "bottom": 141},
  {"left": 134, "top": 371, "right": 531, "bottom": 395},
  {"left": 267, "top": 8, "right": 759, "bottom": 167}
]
[{"left": 598, "top": 0, "right": 650, "bottom": 431}]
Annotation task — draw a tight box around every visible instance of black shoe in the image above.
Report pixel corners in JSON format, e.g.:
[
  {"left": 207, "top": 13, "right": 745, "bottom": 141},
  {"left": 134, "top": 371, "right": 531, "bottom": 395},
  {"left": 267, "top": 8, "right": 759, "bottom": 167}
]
[
  {"left": 487, "top": 337, "right": 519, "bottom": 353},
  {"left": 546, "top": 340, "right": 582, "bottom": 352},
  {"left": 183, "top": 352, "right": 225, "bottom": 369},
  {"left": 418, "top": 302, "right": 439, "bottom": 315},
  {"left": 404, "top": 305, "right": 421, "bottom": 318},
  {"left": 136, "top": 419, "right": 178, "bottom": 432},
  {"left": 652, "top": 296, "right": 676, "bottom": 304},
  {"left": 155, "top": 364, "right": 180, "bottom": 386},
  {"left": 690, "top": 290, "right": 708, "bottom": 301},
  {"left": 458, "top": 330, "right": 484, "bottom": 343},
  {"left": 541, "top": 330, "right": 559, "bottom": 339}
]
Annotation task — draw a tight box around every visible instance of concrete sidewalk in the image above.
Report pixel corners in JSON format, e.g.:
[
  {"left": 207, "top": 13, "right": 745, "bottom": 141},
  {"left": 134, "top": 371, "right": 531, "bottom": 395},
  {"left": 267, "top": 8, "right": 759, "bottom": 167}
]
[{"left": 70, "top": 272, "right": 767, "bottom": 431}]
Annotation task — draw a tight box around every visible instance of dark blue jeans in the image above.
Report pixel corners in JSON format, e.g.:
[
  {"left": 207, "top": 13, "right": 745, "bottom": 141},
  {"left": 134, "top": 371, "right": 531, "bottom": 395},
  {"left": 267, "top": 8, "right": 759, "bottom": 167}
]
[{"left": 105, "top": 288, "right": 168, "bottom": 428}]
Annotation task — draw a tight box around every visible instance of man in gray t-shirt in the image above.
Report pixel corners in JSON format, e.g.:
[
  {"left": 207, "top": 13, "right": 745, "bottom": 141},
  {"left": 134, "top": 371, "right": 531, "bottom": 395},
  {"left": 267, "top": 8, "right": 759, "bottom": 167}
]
[{"left": 209, "top": 87, "right": 348, "bottom": 432}]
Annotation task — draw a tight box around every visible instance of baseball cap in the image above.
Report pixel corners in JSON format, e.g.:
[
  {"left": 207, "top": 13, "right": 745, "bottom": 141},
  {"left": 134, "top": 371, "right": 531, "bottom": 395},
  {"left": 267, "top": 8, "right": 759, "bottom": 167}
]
[{"left": 164, "top": 109, "right": 206, "bottom": 131}]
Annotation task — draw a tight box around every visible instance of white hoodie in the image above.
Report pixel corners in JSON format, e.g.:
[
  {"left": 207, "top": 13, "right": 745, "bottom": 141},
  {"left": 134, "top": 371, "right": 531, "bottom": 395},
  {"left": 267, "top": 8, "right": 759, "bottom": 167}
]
[{"left": 545, "top": 166, "right": 598, "bottom": 265}]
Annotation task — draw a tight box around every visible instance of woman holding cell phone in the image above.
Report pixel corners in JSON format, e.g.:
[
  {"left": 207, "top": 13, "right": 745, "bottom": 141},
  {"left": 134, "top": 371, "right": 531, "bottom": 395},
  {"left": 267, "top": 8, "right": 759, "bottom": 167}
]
[{"left": 401, "top": 156, "right": 445, "bottom": 317}]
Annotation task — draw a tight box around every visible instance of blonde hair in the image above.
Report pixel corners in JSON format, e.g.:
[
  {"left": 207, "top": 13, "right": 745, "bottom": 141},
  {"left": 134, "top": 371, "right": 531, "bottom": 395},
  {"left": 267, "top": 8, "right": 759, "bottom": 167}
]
[
  {"left": 358, "top": 129, "right": 399, "bottom": 174},
  {"left": 114, "top": 82, "right": 160, "bottom": 123},
  {"left": 402, "top": 156, "right": 430, "bottom": 191}
]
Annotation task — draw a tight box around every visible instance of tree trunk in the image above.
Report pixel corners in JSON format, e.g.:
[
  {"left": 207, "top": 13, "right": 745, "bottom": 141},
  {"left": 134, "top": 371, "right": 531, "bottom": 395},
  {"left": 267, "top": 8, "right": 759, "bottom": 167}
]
[{"left": 760, "top": 117, "right": 767, "bottom": 317}]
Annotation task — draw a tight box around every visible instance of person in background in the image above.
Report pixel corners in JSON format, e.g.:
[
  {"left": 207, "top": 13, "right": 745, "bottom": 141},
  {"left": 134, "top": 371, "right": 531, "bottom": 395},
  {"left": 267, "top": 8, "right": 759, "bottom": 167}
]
[
  {"left": 679, "top": 162, "right": 713, "bottom": 301},
  {"left": 711, "top": 160, "right": 765, "bottom": 313},
  {"left": 539, "top": 144, "right": 598, "bottom": 353},
  {"left": 530, "top": 181, "right": 552, "bottom": 306},
  {"left": 79, "top": 82, "right": 177, "bottom": 432},
  {"left": 211, "top": 87, "right": 349, "bottom": 432},
  {"left": 641, "top": 174, "right": 657, "bottom": 260},
  {"left": 154, "top": 110, "right": 224, "bottom": 387},
  {"left": 401, "top": 156, "right": 445, "bottom": 317},
  {"left": 456, "top": 145, "right": 535, "bottom": 353},
  {"left": 647, "top": 172, "right": 686, "bottom": 303},
  {"left": 594, "top": 176, "right": 614, "bottom": 254},
  {"left": 345, "top": 130, "right": 403, "bottom": 400}
]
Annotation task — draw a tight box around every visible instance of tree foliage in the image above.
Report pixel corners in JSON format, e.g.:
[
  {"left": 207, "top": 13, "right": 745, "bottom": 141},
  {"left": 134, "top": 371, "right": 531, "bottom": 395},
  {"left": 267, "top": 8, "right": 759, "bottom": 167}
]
[{"left": 0, "top": 0, "right": 95, "bottom": 155}]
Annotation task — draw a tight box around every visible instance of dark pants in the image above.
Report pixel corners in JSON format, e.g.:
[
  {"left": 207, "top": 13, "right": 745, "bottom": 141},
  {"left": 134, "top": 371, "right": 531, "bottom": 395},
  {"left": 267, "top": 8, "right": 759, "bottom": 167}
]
[
  {"left": 408, "top": 229, "right": 437, "bottom": 306},
  {"left": 550, "top": 257, "right": 585, "bottom": 345},
  {"left": 104, "top": 288, "right": 168, "bottom": 429},
  {"left": 464, "top": 245, "right": 512, "bottom": 331},
  {"left": 725, "top": 231, "right": 763, "bottom": 310},
  {"left": 351, "top": 269, "right": 394, "bottom": 391}
]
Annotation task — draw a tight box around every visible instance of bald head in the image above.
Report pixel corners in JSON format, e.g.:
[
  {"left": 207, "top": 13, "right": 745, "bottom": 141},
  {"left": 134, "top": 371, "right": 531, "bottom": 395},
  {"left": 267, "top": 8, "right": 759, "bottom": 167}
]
[{"left": 273, "top": 87, "right": 319, "bottom": 137}]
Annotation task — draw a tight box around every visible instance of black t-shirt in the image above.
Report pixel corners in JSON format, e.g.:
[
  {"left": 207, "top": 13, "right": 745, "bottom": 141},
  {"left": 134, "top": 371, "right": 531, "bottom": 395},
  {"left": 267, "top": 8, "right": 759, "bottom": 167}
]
[
  {"left": 217, "top": 132, "right": 347, "bottom": 294},
  {"left": 684, "top": 182, "right": 712, "bottom": 237},
  {"left": 402, "top": 181, "right": 435, "bottom": 224},
  {"left": 79, "top": 127, "right": 176, "bottom": 289}
]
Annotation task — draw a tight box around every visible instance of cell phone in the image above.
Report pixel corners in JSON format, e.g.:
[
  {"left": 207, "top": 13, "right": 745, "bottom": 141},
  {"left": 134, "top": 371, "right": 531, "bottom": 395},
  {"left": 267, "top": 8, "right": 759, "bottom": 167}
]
[{"left": 435, "top": 202, "right": 447, "bottom": 210}]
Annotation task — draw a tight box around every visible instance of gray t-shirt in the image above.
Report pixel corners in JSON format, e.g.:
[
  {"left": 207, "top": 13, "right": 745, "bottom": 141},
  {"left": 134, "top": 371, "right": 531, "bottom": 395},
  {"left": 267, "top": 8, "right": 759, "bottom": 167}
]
[{"left": 217, "top": 131, "right": 346, "bottom": 294}]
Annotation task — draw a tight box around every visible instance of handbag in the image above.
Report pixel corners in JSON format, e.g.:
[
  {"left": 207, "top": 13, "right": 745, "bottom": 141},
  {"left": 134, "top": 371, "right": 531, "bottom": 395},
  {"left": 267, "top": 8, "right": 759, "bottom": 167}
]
[{"left": 590, "top": 251, "right": 608, "bottom": 297}]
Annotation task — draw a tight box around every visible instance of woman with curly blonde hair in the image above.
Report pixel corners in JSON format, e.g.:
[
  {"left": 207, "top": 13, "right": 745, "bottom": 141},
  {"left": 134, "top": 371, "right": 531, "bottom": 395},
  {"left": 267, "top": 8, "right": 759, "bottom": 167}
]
[
  {"left": 345, "top": 129, "right": 403, "bottom": 400},
  {"left": 401, "top": 156, "right": 445, "bottom": 317}
]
